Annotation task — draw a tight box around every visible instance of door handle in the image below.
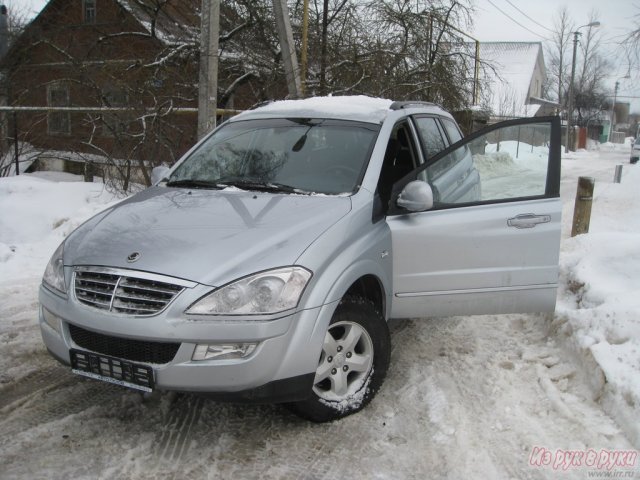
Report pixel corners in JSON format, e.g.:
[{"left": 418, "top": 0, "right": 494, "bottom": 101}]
[{"left": 507, "top": 213, "right": 551, "bottom": 229}]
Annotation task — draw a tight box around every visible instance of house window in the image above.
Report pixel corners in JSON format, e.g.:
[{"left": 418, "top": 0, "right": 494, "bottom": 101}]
[
  {"left": 47, "top": 83, "right": 70, "bottom": 135},
  {"left": 83, "top": 0, "right": 96, "bottom": 23},
  {"left": 102, "top": 88, "right": 129, "bottom": 136}
]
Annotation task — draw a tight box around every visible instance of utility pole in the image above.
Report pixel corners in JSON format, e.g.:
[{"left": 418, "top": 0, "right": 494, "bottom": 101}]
[
  {"left": 197, "top": 0, "right": 220, "bottom": 139},
  {"left": 565, "top": 31, "right": 579, "bottom": 154},
  {"left": 565, "top": 21, "right": 600, "bottom": 154},
  {"left": 272, "top": 0, "right": 301, "bottom": 98},
  {"left": 608, "top": 81, "right": 619, "bottom": 143}
]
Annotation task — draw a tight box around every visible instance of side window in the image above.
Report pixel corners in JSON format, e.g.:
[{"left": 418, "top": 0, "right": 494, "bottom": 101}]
[
  {"left": 441, "top": 118, "right": 463, "bottom": 144},
  {"left": 101, "top": 88, "right": 129, "bottom": 136},
  {"left": 83, "top": 0, "right": 96, "bottom": 23},
  {"left": 47, "top": 83, "right": 70, "bottom": 135},
  {"left": 414, "top": 117, "right": 446, "bottom": 160},
  {"left": 439, "top": 117, "right": 469, "bottom": 165},
  {"left": 420, "top": 122, "right": 553, "bottom": 207}
]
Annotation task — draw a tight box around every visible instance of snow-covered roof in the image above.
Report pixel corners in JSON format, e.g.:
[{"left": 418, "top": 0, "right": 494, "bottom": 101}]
[
  {"left": 478, "top": 42, "right": 545, "bottom": 118},
  {"left": 116, "top": 0, "right": 200, "bottom": 44},
  {"left": 231, "top": 96, "right": 395, "bottom": 124}
]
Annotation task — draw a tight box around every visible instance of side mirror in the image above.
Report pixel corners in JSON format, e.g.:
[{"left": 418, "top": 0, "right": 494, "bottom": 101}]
[
  {"left": 151, "top": 166, "right": 171, "bottom": 185},
  {"left": 397, "top": 180, "right": 433, "bottom": 212}
]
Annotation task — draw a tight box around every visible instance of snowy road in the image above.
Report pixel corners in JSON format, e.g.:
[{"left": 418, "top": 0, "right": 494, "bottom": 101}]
[
  {"left": 1, "top": 313, "right": 632, "bottom": 479},
  {"left": 1, "top": 147, "right": 638, "bottom": 479}
]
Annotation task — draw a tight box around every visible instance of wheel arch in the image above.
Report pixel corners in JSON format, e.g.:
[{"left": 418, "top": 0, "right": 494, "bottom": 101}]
[
  {"left": 307, "top": 258, "right": 391, "bottom": 322},
  {"left": 343, "top": 274, "right": 386, "bottom": 317}
]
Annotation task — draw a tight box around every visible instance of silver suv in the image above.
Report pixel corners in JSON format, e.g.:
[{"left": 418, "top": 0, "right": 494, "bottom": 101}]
[{"left": 39, "top": 97, "right": 562, "bottom": 421}]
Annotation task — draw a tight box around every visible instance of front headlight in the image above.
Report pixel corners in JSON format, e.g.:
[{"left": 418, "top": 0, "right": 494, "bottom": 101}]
[
  {"left": 43, "top": 242, "right": 66, "bottom": 294},
  {"left": 186, "top": 267, "right": 312, "bottom": 315}
]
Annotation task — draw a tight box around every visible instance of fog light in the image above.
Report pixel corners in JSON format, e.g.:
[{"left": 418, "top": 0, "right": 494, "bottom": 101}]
[
  {"left": 42, "top": 307, "right": 61, "bottom": 334},
  {"left": 192, "top": 343, "right": 257, "bottom": 361}
]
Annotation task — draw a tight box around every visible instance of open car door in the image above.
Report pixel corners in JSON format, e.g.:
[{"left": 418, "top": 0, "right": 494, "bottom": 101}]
[{"left": 387, "top": 116, "right": 562, "bottom": 319}]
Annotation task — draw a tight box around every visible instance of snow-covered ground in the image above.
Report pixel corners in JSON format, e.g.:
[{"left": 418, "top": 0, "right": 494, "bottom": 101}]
[{"left": 0, "top": 146, "right": 639, "bottom": 479}]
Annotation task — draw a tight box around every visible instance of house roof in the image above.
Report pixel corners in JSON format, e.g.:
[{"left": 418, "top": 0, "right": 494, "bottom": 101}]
[
  {"left": 0, "top": 0, "right": 201, "bottom": 69},
  {"left": 477, "top": 42, "right": 545, "bottom": 117},
  {"left": 115, "top": 0, "right": 200, "bottom": 44}
]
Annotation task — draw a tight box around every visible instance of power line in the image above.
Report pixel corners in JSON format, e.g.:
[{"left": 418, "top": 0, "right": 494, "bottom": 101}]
[
  {"left": 485, "top": 0, "right": 550, "bottom": 41},
  {"left": 503, "top": 0, "right": 555, "bottom": 33}
]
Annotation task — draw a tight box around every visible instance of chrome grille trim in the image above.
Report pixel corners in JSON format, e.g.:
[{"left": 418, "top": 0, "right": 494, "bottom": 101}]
[{"left": 74, "top": 267, "right": 195, "bottom": 316}]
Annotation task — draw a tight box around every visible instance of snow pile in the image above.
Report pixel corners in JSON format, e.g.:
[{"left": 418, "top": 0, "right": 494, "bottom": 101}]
[
  {"left": 0, "top": 142, "right": 41, "bottom": 176},
  {"left": 474, "top": 141, "right": 548, "bottom": 199},
  {"left": 474, "top": 151, "right": 519, "bottom": 179},
  {"left": 555, "top": 164, "right": 640, "bottom": 446},
  {"left": 0, "top": 173, "right": 122, "bottom": 280}
]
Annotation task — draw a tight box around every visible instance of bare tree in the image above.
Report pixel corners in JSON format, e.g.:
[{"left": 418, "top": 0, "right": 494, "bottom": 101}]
[
  {"left": 545, "top": 9, "right": 611, "bottom": 126},
  {"left": 572, "top": 12, "right": 611, "bottom": 125},
  {"left": 545, "top": 7, "right": 573, "bottom": 106},
  {"left": 623, "top": 6, "right": 640, "bottom": 65}
]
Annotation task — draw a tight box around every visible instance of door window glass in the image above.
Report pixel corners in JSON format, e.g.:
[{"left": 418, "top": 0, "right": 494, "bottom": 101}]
[{"left": 422, "top": 122, "right": 552, "bottom": 206}]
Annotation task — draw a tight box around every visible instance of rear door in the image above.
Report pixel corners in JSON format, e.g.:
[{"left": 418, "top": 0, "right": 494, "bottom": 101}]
[{"left": 387, "top": 116, "right": 562, "bottom": 319}]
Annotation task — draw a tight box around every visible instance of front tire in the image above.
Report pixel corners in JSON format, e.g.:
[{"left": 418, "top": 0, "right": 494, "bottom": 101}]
[{"left": 287, "top": 295, "right": 391, "bottom": 422}]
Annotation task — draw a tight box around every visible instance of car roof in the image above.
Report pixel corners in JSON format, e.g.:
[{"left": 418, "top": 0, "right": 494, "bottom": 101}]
[{"left": 230, "top": 95, "right": 451, "bottom": 125}]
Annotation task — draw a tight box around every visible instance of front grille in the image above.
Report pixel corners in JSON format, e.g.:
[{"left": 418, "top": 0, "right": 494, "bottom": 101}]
[
  {"left": 74, "top": 268, "right": 184, "bottom": 315},
  {"left": 69, "top": 323, "right": 180, "bottom": 364}
]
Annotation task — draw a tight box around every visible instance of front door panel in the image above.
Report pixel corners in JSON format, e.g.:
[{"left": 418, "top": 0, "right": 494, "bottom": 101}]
[{"left": 388, "top": 116, "right": 562, "bottom": 319}]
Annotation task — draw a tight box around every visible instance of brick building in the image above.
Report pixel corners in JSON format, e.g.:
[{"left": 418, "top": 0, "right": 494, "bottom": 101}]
[{"left": 0, "top": 0, "right": 279, "bottom": 183}]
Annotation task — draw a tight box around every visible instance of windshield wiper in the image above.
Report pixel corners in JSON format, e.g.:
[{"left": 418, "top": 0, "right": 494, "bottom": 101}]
[
  {"left": 218, "top": 180, "right": 308, "bottom": 194},
  {"left": 165, "top": 179, "right": 225, "bottom": 190}
]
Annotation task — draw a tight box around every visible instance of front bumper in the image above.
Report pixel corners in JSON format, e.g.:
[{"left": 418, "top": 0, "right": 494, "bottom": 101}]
[{"left": 39, "top": 283, "right": 335, "bottom": 402}]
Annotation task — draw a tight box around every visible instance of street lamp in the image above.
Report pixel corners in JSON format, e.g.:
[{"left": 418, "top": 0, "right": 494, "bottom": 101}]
[
  {"left": 565, "top": 21, "right": 600, "bottom": 154},
  {"left": 607, "top": 75, "right": 631, "bottom": 143}
]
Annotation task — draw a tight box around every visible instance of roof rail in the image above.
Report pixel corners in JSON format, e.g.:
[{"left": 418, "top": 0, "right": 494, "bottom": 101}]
[{"left": 390, "top": 101, "right": 442, "bottom": 110}]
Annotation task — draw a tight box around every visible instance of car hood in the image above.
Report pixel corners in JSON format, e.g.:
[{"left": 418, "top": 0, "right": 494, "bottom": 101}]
[{"left": 64, "top": 187, "right": 351, "bottom": 286}]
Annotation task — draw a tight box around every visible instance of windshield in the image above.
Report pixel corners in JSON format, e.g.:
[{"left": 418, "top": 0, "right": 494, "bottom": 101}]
[{"left": 168, "top": 118, "right": 380, "bottom": 195}]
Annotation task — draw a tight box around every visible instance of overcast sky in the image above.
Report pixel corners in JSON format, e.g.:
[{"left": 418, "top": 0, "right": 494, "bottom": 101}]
[{"left": 3, "top": 0, "right": 640, "bottom": 112}]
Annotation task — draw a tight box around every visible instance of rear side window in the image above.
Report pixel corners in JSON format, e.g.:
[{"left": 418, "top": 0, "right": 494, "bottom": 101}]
[
  {"left": 414, "top": 117, "right": 446, "bottom": 161},
  {"left": 441, "top": 118, "right": 463, "bottom": 144}
]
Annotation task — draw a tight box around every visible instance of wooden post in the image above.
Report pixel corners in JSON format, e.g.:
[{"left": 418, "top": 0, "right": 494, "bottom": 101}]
[
  {"left": 613, "top": 165, "right": 623, "bottom": 184},
  {"left": 571, "top": 176, "right": 594, "bottom": 237},
  {"left": 13, "top": 112, "right": 19, "bottom": 175},
  {"left": 84, "top": 161, "right": 94, "bottom": 183}
]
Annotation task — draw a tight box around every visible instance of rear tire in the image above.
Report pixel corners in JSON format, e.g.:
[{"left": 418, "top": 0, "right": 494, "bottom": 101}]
[{"left": 287, "top": 295, "right": 390, "bottom": 422}]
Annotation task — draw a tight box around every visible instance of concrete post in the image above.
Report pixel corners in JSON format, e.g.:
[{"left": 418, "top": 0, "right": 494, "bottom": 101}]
[
  {"left": 272, "top": 0, "right": 301, "bottom": 98},
  {"left": 197, "top": 0, "right": 220, "bottom": 139}
]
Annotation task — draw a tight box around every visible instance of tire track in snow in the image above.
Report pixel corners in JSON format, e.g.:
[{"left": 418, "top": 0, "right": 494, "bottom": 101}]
[
  {"left": 0, "top": 363, "right": 72, "bottom": 411},
  {"left": 0, "top": 374, "right": 122, "bottom": 441},
  {"left": 154, "top": 394, "right": 205, "bottom": 463}
]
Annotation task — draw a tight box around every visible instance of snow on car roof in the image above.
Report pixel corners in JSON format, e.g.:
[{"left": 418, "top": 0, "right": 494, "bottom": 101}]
[{"left": 231, "top": 95, "right": 396, "bottom": 124}]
